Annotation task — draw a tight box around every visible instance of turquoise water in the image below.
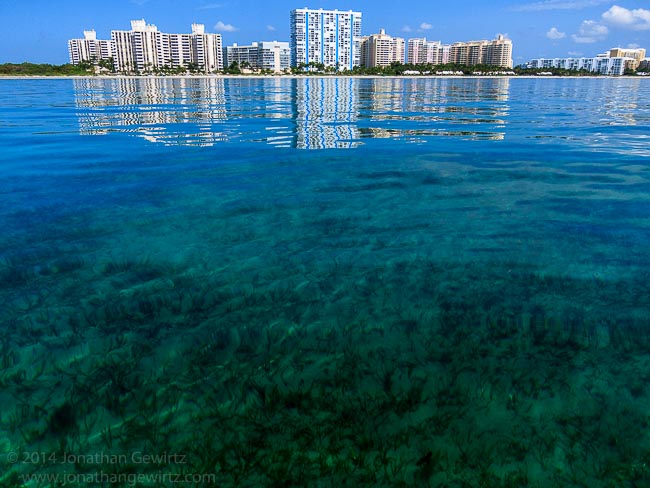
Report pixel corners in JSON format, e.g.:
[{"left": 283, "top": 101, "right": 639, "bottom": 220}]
[{"left": 1, "top": 76, "right": 649, "bottom": 486}]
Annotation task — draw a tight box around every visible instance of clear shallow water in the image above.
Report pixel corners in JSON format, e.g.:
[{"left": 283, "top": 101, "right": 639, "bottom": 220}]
[{"left": 1, "top": 77, "right": 650, "bottom": 486}]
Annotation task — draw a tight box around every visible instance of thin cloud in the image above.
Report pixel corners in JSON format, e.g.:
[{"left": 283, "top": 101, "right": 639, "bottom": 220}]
[
  {"left": 420, "top": 22, "right": 432, "bottom": 30},
  {"left": 571, "top": 19, "right": 608, "bottom": 43},
  {"left": 602, "top": 5, "right": 650, "bottom": 30},
  {"left": 402, "top": 25, "right": 412, "bottom": 33},
  {"left": 513, "top": 0, "right": 609, "bottom": 12},
  {"left": 267, "top": 25, "right": 276, "bottom": 31},
  {"left": 214, "top": 21, "right": 238, "bottom": 32},
  {"left": 568, "top": 51, "right": 583, "bottom": 56},
  {"left": 547, "top": 27, "right": 566, "bottom": 39}
]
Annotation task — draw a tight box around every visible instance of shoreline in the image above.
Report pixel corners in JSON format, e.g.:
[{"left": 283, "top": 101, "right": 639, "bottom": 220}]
[{"left": 0, "top": 74, "right": 646, "bottom": 80}]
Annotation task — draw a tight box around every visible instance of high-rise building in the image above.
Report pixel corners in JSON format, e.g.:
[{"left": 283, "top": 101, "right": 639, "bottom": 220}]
[
  {"left": 448, "top": 35, "right": 512, "bottom": 68},
  {"left": 191, "top": 24, "right": 224, "bottom": 72},
  {"left": 407, "top": 38, "right": 444, "bottom": 65},
  {"left": 107, "top": 19, "right": 223, "bottom": 73},
  {"left": 129, "top": 19, "right": 163, "bottom": 71},
  {"left": 361, "top": 29, "right": 404, "bottom": 67},
  {"left": 290, "top": 8, "right": 362, "bottom": 70},
  {"left": 485, "top": 35, "right": 513, "bottom": 68},
  {"left": 68, "top": 30, "right": 113, "bottom": 65}
]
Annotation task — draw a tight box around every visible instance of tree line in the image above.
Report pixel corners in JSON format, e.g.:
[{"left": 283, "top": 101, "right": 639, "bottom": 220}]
[{"left": 1, "top": 60, "right": 644, "bottom": 76}]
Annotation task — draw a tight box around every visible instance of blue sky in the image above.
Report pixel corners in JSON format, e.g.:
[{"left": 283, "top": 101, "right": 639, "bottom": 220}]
[{"left": 0, "top": 0, "right": 648, "bottom": 64}]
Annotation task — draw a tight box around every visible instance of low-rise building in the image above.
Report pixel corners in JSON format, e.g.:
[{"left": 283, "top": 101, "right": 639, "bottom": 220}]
[
  {"left": 224, "top": 41, "right": 290, "bottom": 72},
  {"left": 527, "top": 56, "right": 634, "bottom": 75}
]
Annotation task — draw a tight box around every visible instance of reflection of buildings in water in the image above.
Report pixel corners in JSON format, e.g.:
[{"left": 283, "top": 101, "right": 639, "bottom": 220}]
[
  {"left": 361, "top": 77, "right": 509, "bottom": 140},
  {"left": 73, "top": 76, "right": 517, "bottom": 148},
  {"left": 294, "top": 77, "right": 360, "bottom": 149},
  {"left": 526, "top": 77, "right": 640, "bottom": 126},
  {"left": 74, "top": 77, "right": 228, "bottom": 146}
]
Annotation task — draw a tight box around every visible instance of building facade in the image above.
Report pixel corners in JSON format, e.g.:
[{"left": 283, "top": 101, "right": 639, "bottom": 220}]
[
  {"left": 361, "top": 29, "right": 404, "bottom": 67},
  {"left": 290, "top": 8, "right": 362, "bottom": 70},
  {"left": 407, "top": 38, "right": 446, "bottom": 65},
  {"left": 71, "top": 20, "right": 222, "bottom": 73},
  {"left": 608, "top": 48, "right": 646, "bottom": 70},
  {"left": 406, "top": 35, "right": 510, "bottom": 68},
  {"left": 257, "top": 41, "right": 291, "bottom": 72},
  {"left": 485, "top": 35, "right": 513, "bottom": 68},
  {"left": 448, "top": 35, "right": 512, "bottom": 68},
  {"left": 68, "top": 30, "right": 113, "bottom": 65},
  {"left": 191, "top": 24, "right": 224, "bottom": 72},
  {"left": 527, "top": 56, "right": 634, "bottom": 75},
  {"left": 224, "top": 41, "right": 290, "bottom": 72}
]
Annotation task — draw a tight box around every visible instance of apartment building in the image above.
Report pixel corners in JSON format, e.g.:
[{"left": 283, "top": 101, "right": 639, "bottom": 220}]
[
  {"left": 224, "top": 41, "right": 290, "bottom": 72},
  {"left": 290, "top": 8, "right": 362, "bottom": 70},
  {"left": 407, "top": 38, "right": 446, "bottom": 65},
  {"left": 70, "top": 20, "right": 223, "bottom": 73},
  {"left": 68, "top": 30, "right": 113, "bottom": 65},
  {"left": 486, "top": 35, "right": 513, "bottom": 68},
  {"left": 449, "top": 35, "right": 512, "bottom": 68},
  {"left": 608, "top": 48, "right": 646, "bottom": 70},
  {"left": 527, "top": 56, "right": 634, "bottom": 75},
  {"left": 191, "top": 23, "right": 224, "bottom": 72},
  {"left": 361, "top": 29, "right": 405, "bottom": 67},
  {"left": 406, "top": 35, "right": 511, "bottom": 68}
]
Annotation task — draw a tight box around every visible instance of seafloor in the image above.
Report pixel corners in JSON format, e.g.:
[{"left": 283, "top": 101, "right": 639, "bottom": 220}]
[{"left": 1, "top": 77, "right": 650, "bottom": 487}]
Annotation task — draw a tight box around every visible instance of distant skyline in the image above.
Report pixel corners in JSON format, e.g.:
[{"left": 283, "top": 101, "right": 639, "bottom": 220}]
[{"left": 0, "top": 0, "right": 648, "bottom": 65}]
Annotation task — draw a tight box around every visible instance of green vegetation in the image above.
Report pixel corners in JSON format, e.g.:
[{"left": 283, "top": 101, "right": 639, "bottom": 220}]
[
  {"left": 0, "top": 60, "right": 634, "bottom": 77},
  {"left": 2, "top": 242, "right": 650, "bottom": 485},
  {"left": 0, "top": 62, "right": 92, "bottom": 76},
  {"left": 513, "top": 66, "right": 605, "bottom": 76},
  {"left": 223, "top": 61, "right": 242, "bottom": 74},
  {"left": 350, "top": 61, "right": 509, "bottom": 76}
]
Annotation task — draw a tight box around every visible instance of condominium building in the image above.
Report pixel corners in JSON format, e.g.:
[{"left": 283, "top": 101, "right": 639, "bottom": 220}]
[
  {"left": 72, "top": 20, "right": 223, "bottom": 73},
  {"left": 191, "top": 23, "right": 224, "bottom": 72},
  {"left": 449, "top": 35, "right": 512, "bottom": 68},
  {"left": 407, "top": 38, "right": 446, "bottom": 65},
  {"left": 290, "top": 7, "right": 362, "bottom": 70},
  {"left": 608, "top": 47, "right": 646, "bottom": 70},
  {"left": 122, "top": 19, "right": 161, "bottom": 72},
  {"left": 406, "top": 35, "right": 510, "bottom": 67},
  {"left": 361, "top": 29, "right": 405, "bottom": 67},
  {"left": 486, "top": 35, "right": 513, "bottom": 68},
  {"left": 527, "top": 56, "right": 635, "bottom": 75},
  {"left": 68, "top": 30, "right": 113, "bottom": 65},
  {"left": 224, "top": 41, "right": 290, "bottom": 72}
]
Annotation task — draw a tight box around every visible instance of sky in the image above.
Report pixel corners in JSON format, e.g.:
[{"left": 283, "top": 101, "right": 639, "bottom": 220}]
[{"left": 0, "top": 0, "right": 648, "bottom": 65}]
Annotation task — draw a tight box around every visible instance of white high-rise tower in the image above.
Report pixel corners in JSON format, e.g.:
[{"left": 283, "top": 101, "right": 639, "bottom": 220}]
[{"left": 290, "top": 8, "right": 362, "bottom": 70}]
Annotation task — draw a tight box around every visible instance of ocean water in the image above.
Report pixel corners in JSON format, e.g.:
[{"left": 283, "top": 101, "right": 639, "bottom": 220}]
[{"left": 1, "top": 76, "right": 649, "bottom": 486}]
